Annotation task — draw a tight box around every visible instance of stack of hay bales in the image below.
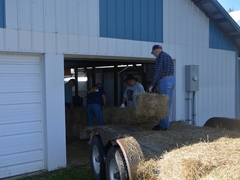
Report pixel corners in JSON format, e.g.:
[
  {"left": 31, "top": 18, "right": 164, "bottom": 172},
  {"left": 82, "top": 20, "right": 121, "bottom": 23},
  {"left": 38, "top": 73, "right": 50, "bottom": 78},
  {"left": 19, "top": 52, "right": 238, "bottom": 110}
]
[
  {"left": 66, "top": 93, "right": 169, "bottom": 137},
  {"left": 65, "top": 107, "right": 87, "bottom": 138}
]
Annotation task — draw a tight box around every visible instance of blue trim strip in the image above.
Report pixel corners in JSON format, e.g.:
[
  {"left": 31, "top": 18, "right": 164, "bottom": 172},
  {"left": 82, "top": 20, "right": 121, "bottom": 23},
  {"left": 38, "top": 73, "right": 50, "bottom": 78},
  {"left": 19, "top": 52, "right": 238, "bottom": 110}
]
[
  {"left": 235, "top": 50, "right": 239, "bottom": 118},
  {"left": 100, "top": 0, "right": 163, "bottom": 42},
  {"left": 0, "top": 0, "right": 6, "bottom": 28},
  {"left": 209, "top": 20, "right": 236, "bottom": 51}
]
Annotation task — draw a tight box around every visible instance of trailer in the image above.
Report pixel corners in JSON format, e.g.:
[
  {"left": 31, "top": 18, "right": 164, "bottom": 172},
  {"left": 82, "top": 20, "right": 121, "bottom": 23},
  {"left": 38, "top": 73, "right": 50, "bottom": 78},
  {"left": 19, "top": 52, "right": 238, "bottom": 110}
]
[{"left": 89, "top": 117, "right": 240, "bottom": 180}]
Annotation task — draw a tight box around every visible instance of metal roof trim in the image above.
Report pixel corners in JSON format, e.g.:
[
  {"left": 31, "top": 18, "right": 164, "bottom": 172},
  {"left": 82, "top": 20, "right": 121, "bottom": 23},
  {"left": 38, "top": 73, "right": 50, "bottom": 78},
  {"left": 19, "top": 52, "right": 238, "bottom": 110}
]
[
  {"left": 210, "top": 0, "right": 240, "bottom": 33},
  {"left": 192, "top": 0, "right": 240, "bottom": 53}
]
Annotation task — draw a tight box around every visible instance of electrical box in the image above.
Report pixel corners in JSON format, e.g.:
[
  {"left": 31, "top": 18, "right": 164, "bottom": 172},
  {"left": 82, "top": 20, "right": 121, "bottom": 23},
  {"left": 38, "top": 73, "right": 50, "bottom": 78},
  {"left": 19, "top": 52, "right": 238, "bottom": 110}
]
[{"left": 185, "top": 65, "right": 199, "bottom": 91}]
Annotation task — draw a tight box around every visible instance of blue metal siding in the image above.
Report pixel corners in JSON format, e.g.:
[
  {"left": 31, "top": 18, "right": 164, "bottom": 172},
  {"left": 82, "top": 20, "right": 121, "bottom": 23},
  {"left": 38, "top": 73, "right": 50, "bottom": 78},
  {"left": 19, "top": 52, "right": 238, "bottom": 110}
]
[
  {"left": 99, "top": 0, "right": 108, "bottom": 37},
  {"left": 116, "top": 1, "right": 125, "bottom": 39},
  {"left": 148, "top": 0, "right": 155, "bottom": 42},
  {"left": 0, "top": 0, "right": 5, "bottom": 28},
  {"left": 107, "top": 0, "right": 116, "bottom": 38},
  {"left": 133, "top": 0, "right": 141, "bottom": 40},
  {"left": 209, "top": 20, "right": 236, "bottom": 51},
  {"left": 155, "top": 0, "right": 163, "bottom": 42},
  {"left": 100, "top": 0, "right": 163, "bottom": 42},
  {"left": 140, "top": 0, "right": 148, "bottom": 41},
  {"left": 125, "top": 0, "right": 133, "bottom": 40}
]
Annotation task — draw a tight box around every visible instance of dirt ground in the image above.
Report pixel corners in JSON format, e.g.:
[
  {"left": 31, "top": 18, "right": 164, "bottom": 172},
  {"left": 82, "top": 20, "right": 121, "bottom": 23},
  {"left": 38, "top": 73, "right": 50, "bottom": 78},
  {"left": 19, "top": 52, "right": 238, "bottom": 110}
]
[{"left": 66, "top": 137, "right": 91, "bottom": 168}]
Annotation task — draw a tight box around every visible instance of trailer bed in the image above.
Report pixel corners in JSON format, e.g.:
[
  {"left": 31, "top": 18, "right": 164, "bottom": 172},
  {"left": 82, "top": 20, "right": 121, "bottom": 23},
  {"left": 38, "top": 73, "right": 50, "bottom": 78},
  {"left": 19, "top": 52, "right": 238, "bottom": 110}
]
[{"left": 91, "top": 120, "right": 240, "bottom": 160}]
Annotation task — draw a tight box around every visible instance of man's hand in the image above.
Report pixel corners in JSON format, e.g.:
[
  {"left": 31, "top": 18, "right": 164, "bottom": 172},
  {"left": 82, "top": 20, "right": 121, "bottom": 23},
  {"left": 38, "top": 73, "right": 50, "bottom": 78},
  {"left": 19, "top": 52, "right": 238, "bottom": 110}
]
[{"left": 148, "top": 86, "right": 153, "bottom": 92}]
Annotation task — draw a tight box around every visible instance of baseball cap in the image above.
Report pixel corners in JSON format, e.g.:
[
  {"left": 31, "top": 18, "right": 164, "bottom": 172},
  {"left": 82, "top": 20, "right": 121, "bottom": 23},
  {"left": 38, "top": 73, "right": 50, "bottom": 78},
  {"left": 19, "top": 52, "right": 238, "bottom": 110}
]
[
  {"left": 151, "top": 45, "right": 162, "bottom": 54},
  {"left": 124, "top": 75, "right": 136, "bottom": 81}
]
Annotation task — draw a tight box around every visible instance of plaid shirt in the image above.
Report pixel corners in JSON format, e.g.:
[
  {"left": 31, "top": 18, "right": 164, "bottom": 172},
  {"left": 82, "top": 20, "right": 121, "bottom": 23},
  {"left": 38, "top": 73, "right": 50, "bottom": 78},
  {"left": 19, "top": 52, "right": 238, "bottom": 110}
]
[{"left": 150, "top": 51, "right": 174, "bottom": 87}]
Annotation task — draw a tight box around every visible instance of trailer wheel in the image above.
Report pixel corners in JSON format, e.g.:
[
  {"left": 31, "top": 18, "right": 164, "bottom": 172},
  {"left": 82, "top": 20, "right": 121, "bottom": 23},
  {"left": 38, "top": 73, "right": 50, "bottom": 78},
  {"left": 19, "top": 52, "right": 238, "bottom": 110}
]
[
  {"left": 90, "top": 136, "right": 106, "bottom": 180},
  {"left": 106, "top": 146, "right": 128, "bottom": 180}
]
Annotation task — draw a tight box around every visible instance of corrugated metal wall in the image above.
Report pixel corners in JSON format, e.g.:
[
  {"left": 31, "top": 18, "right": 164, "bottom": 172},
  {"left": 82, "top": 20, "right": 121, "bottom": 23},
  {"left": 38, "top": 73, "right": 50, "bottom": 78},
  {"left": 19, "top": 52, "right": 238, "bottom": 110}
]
[{"left": 0, "top": 0, "right": 238, "bottom": 126}]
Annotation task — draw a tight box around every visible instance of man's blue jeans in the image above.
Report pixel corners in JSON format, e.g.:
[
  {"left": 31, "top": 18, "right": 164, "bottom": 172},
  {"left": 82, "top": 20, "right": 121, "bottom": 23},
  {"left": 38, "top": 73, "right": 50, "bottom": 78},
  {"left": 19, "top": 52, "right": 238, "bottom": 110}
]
[
  {"left": 86, "top": 103, "right": 104, "bottom": 126},
  {"left": 158, "top": 76, "right": 175, "bottom": 129}
]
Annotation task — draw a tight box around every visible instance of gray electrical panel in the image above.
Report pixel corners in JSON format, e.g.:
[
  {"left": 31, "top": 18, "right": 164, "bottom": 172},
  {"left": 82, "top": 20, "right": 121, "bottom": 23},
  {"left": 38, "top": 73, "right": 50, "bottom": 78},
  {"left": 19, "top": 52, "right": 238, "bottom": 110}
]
[{"left": 185, "top": 65, "right": 199, "bottom": 91}]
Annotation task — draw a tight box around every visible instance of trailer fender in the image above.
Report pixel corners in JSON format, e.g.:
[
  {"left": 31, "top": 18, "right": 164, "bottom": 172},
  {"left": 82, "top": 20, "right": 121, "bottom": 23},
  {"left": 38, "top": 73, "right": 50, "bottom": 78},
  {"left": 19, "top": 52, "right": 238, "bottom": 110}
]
[{"left": 115, "top": 136, "right": 144, "bottom": 180}]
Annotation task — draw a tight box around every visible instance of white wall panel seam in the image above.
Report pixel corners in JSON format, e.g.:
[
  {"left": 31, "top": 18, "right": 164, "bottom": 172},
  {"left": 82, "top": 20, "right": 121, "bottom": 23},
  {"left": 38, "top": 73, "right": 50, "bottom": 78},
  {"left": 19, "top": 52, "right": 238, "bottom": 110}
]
[
  {"left": 17, "top": 0, "right": 19, "bottom": 30},
  {"left": 76, "top": 0, "right": 79, "bottom": 51}
]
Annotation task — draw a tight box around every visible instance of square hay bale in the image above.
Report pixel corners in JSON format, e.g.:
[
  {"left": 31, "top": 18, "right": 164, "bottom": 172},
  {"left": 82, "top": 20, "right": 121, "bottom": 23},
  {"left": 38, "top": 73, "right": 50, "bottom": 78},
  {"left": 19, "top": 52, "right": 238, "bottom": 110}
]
[
  {"left": 103, "top": 106, "right": 161, "bottom": 125},
  {"left": 136, "top": 93, "right": 169, "bottom": 120},
  {"left": 103, "top": 106, "right": 148, "bottom": 125}
]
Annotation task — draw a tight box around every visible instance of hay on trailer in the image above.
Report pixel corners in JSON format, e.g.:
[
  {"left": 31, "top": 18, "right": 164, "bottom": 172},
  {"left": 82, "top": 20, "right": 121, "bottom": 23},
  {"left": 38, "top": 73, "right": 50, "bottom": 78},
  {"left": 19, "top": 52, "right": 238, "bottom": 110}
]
[
  {"left": 136, "top": 93, "right": 169, "bottom": 120},
  {"left": 133, "top": 121, "right": 240, "bottom": 180}
]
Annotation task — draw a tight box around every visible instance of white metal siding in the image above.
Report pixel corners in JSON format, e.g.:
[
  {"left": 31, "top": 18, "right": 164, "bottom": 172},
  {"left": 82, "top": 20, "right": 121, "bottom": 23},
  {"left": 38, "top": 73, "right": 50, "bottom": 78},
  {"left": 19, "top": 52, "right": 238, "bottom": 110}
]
[
  {"left": 161, "top": 0, "right": 236, "bottom": 126},
  {"left": 5, "top": 0, "right": 99, "bottom": 36},
  {"left": 0, "top": 0, "right": 238, "bottom": 127},
  {"left": 0, "top": 54, "right": 44, "bottom": 179}
]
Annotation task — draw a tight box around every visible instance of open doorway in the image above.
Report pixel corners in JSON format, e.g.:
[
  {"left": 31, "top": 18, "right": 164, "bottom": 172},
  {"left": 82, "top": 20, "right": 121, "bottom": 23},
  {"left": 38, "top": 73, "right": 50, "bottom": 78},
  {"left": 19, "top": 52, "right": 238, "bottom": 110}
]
[{"left": 63, "top": 56, "right": 176, "bottom": 166}]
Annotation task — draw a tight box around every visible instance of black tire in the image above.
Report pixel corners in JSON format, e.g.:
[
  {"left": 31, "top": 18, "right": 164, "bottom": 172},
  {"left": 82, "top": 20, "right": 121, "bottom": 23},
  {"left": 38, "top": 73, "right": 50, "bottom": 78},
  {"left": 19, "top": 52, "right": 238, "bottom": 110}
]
[
  {"left": 106, "top": 146, "right": 128, "bottom": 180},
  {"left": 90, "top": 136, "right": 106, "bottom": 180}
]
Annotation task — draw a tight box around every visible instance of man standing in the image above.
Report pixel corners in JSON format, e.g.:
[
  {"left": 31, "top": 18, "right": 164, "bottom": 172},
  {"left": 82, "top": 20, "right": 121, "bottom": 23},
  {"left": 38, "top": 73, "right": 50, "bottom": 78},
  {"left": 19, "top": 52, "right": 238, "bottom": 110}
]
[
  {"left": 86, "top": 83, "right": 106, "bottom": 126},
  {"left": 120, "top": 75, "right": 145, "bottom": 107},
  {"left": 149, "top": 45, "right": 175, "bottom": 131},
  {"left": 64, "top": 79, "right": 76, "bottom": 109}
]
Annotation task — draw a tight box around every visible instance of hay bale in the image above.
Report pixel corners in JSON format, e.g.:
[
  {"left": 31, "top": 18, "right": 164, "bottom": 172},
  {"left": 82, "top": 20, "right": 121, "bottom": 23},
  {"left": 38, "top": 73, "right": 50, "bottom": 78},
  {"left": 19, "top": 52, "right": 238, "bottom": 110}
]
[
  {"left": 102, "top": 106, "right": 118, "bottom": 124},
  {"left": 136, "top": 93, "right": 169, "bottom": 120},
  {"left": 66, "top": 107, "right": 88, "bottom": 138},
  {"left": 103, "top": 106, "right": 156, "bottom": 125}
]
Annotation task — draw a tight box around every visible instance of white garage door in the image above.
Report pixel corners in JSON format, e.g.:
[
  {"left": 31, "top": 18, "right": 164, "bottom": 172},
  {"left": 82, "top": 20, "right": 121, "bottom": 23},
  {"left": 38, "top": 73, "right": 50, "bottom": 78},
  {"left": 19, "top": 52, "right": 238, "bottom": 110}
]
[{"left": 0, "top": 54, "right": 44, "bottom": 179}]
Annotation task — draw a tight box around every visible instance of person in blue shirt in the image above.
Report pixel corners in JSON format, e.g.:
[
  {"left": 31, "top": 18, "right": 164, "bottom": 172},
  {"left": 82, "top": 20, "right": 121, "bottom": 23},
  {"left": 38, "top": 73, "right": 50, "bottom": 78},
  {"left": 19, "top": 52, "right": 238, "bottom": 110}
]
[
  {"left": 86, "top": 83, "right": 107, "bottom": 126},
  {"left": 149, "top": 45, "right": 175, "bottom": 131},
  {"left": 65, "top": 79, "right": 76, "bottom": 109}
]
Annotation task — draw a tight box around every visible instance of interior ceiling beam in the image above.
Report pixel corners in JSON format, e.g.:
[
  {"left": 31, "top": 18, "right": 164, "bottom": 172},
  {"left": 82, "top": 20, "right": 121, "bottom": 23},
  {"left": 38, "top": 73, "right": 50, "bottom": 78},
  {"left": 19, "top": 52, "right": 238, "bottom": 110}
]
[{"left": 64, "top": 60, "right": 149, "bottom": 69}]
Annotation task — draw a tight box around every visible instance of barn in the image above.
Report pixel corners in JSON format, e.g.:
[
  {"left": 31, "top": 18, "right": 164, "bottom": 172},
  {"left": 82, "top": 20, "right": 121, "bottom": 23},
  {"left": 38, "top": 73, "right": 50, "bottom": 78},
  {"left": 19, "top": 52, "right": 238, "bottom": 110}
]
[{"left": 0, "top": 0, "right": 240, "bottom": 178}]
